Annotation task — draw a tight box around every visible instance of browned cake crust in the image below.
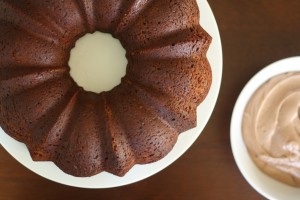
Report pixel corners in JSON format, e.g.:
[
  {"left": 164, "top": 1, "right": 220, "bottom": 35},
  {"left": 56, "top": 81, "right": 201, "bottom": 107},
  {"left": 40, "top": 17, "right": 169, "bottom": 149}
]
[{"left": 0, "top": 0, "right": 212, "bottom": 177}]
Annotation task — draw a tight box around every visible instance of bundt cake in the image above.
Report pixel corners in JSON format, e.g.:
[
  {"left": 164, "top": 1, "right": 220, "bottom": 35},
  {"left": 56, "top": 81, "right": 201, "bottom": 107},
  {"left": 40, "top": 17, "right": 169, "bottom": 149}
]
[{"left": 0, "top": 0, "right": 212, "bottom": 177}]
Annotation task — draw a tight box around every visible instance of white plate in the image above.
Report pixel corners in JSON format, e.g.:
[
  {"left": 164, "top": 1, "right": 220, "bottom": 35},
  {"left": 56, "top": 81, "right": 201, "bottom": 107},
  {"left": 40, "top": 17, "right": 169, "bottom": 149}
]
[
  {"left": 231, "top": 57, "right": 300, "bottom": 200},
  {"left": 0, "top": 0, "right": 222, "bottom": 188}
]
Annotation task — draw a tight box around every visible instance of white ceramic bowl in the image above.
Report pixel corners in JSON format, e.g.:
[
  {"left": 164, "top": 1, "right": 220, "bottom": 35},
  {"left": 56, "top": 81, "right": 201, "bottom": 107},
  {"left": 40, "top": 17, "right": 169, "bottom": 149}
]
[{"left": 231, "top": 56, "right": 300, "bottom": 200}]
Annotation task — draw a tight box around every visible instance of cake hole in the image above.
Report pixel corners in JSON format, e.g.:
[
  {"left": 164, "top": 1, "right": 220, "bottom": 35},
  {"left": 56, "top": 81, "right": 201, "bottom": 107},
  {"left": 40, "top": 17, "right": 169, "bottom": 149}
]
[{"left": 69, "top": 32, "right": 127, "bottom": 93}]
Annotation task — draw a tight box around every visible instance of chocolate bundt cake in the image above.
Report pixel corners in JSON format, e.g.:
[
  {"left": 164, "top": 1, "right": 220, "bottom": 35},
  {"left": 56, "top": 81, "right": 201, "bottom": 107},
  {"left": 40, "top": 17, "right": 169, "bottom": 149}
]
[{"left": 0, "top": 0, "right": 212, "bottom": 177}]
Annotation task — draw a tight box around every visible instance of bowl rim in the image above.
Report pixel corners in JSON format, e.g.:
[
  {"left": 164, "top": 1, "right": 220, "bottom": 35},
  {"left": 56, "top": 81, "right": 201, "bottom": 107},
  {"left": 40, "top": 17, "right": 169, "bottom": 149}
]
[{"left": 230, "top": 56, "right": 300, "bottom": 200}]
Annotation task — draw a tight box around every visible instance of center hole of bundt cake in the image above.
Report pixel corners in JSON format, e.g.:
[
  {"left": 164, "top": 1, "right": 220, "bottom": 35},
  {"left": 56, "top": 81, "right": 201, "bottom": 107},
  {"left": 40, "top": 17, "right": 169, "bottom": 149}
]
[{"left": 68, "top": 32, "right": 127, "bottom": 93}]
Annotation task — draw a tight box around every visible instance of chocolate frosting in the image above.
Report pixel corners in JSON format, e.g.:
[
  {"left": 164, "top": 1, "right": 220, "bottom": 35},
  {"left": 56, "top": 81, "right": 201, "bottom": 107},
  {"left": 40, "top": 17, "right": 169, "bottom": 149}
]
[{"left": 243, "top": 72, "right": 300, "bottom": 187}]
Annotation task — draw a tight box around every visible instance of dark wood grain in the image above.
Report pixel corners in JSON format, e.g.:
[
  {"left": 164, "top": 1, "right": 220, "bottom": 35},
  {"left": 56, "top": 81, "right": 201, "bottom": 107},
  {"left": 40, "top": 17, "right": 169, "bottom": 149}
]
[{"left": 1, "top": 1, "right": 300, "bottom": 199}]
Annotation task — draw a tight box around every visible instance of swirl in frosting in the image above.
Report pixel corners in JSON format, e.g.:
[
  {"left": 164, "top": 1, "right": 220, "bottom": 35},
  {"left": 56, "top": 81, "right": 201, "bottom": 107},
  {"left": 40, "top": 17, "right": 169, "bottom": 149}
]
[{"left": 243, "top": 72, "right": 300, "bottom": 187}]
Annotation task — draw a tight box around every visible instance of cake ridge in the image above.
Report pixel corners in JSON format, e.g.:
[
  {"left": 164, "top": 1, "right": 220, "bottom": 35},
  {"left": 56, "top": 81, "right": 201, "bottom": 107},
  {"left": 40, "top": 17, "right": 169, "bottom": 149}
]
[
  {"left": 107, "top": 84, "right": 179, "bottom": 164},
  {"left": 28, "top": 88, "right": 79, "bottom": 161},
  {"left": 128, "top": 53, "right": 211, "bottom": 105},
  {"left": 113, "top": 0, "right": 154, "bottom": 35},
  {"left": 122, "top": 75, "right": 171, "bottom": 99},
  {"left": 0, "top": 19, "right": 59, "bottom": 46},
  {"left": 53, "top": 91, "right": 110, "bottom": 177},
  {"left": 193, "top": 56, "right": 212, "bottom": 105},
  {"left": 0, "top": 1, "right": 60, "bottom": 44},
  {"left": 0, "top": 75, "right": 75, "bottom": 143},
  {"left": 0, "top": 20, "right": 66, "bottom": 68},
  {"left": 124, "top": 83, "right": 179, "bottom": 135},
  {"left": 122, "top": 77, "right": 197, "bottom": 133},
  {"left": 22, "top": 1, "right": 67, "bottom": 40},
  {"left": 123, "top": 75, "right": 197, "bottom": 108},
  {"left": 127, "top": 29, "right": 211, "bottom": 60},
  {"left": 115, "top": 0, "right": 202, "bottom": 51},
  {"left": 0, "top": 66, "right": 66, "bottom": 81},
  {"left": 24, "top": 1, "right": 87, "bottom": 47},
  {"left": 129, "top": 41, "right": 204, "bottom": 60},
  {"left": 0, "top": 68, "right": 67, "bottom": 100},
  {"left": 127, "top": 25, "right": 211, "bottom": 53},
  {"left": 0, "top": 58, "right": 66, "bottom": 69},
  {"left": 76, "top": 0, "right": 96, "bottom": 33},
  {"left": 102, "top": 93, "right": 136, "bottom": 176}
]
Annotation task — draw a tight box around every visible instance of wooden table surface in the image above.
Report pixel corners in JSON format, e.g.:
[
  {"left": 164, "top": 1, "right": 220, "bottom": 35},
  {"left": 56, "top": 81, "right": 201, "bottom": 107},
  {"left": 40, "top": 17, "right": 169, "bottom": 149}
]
[{"left": 1, "top": 1, "right": 300, "bottom": 199}]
